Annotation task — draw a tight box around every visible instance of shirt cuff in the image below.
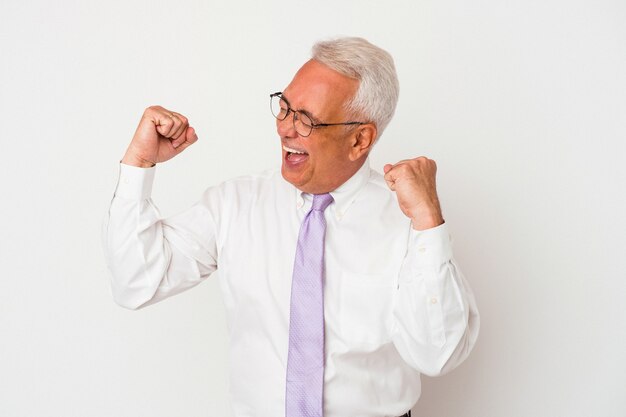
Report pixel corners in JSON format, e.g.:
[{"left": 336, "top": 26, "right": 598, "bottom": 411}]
[
  {"left": 113, "top": 162, "right": 156, "bottom": 200},
  {"left": 408, "top": 222, "right": 453, "bottom": 267}
]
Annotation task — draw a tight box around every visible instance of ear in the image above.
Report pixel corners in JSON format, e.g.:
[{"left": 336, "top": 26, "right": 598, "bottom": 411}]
[{"left": 348, "top": 123, "right": 377, "bottom": 161}]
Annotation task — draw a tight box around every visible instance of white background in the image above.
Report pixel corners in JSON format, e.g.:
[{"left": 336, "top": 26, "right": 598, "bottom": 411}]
[{"left": 1, "top": 0, "right": 625, "bottom": 416}]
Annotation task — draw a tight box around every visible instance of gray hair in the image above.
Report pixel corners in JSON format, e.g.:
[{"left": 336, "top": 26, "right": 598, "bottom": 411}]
[{"left": 311, "top": 37, "right": 399, "bottom": 140}]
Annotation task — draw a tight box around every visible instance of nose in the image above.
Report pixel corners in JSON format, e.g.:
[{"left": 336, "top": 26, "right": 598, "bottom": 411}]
[{"left": 276, "top": 112, "right": 298, "bottom": 139}]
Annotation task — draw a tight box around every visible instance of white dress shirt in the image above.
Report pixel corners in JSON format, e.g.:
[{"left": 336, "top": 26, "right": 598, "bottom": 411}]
[{"left": 102, "top": 159, "right": 479, "bottom": 417}]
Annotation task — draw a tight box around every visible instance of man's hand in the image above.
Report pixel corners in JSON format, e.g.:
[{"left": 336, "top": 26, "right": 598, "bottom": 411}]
[
  {"left": 121, "top": 106, "right": 198, "bottom": 168},
  {"left": 383, "top": 157, "right": 444, "bottom": 231}
]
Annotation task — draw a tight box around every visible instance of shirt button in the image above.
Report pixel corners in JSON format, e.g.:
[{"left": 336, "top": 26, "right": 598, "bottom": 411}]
[
  {"left": 418, "top": 247, "right": 427, "bottom": 253},
  {"left": 430, "top": 297, "right": 438, "bottom": 304},
  {"left": 122, "top": 176, "right": 129, "bottom": 184}
]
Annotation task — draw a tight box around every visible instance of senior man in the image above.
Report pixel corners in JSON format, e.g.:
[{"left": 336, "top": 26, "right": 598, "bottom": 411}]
[{"left": 102, "top": 37, "right": 479, "bottom": 417}]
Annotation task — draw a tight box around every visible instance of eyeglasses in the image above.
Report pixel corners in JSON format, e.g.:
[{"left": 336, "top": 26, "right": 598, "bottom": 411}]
[{"left": 270, "top": 92, "right": 365, "bottom": 137}]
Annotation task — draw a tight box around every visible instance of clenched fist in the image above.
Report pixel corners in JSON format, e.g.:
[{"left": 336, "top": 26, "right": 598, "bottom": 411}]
[
  {"left": 122, "top": 106, "right": 198, "bottom": 168},
  {"left": 384, "top": 157, "right": 444, "bottom": 231}
]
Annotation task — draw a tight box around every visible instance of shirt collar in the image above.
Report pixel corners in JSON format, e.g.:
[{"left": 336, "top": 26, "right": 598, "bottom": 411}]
[{"left": 294, "top": 158, "right": 371, "bottom": 221}]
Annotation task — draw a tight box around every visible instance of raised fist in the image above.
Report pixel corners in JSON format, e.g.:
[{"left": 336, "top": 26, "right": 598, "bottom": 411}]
[
  {"left": 384, "top": 157, "right": 444, "bottom": 231},
  {"left": 122, "top": 105, "right": 198, "bottom": 167}
]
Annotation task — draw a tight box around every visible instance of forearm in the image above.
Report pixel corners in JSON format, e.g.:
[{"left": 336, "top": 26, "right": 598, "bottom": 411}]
[
  {"left": 390, "top": 223, "right": 480, "bottom": 376},
  {"left": 101, "top": 163, "right": 218, "bottom": 309}
]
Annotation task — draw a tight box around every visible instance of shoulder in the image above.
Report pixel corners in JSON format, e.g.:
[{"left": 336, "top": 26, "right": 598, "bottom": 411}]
[
  {"left": 366, "top": 167, "right": 394, "bottom": 199},
  {"left": 358, "top": 167, "right": 406, "bottom": 217},
  {"left": 220, "top": 168, "right": 282, "bottom": 192},
  {"left": 200, "top": 168, "right": 288, "bottom": 208}
]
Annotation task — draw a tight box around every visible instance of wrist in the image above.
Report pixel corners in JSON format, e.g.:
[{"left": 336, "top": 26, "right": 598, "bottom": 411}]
[
  {"left": 410, "top": 213, "right": 444, "bottom": 231},
  {"left": 121, "top": 152, "right": 156, "bottom": 168}
]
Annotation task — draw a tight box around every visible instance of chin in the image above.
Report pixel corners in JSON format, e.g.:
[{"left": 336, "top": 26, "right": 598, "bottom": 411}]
[
  {"left": 281, "top": 166, "right": 303, "bottom": 188},
  {"left": 281, "top": 168, "right": 318, "bottom": 193}
]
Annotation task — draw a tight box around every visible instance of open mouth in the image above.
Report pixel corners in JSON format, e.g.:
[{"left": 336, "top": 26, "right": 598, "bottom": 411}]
[{"left": 283, "top": 145, "right": 309, "bottom": 163}]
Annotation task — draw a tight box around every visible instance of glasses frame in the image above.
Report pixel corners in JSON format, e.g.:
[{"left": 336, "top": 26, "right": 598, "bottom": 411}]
[{"left": 270, "top": 92, "right": 365, "bottom": 137}]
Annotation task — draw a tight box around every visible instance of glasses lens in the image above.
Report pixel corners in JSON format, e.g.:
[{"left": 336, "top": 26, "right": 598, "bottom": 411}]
[
  {"left": 294, "top": 112, "right": 313, "bottom": 137},
  {"left": 271, "top": 95, "right": 289, "bottom": 120}
]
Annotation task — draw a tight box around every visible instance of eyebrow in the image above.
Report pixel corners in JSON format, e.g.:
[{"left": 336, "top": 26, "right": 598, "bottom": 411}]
[{"left": 281, "top": 93, "right": 321, "bottom": 124}]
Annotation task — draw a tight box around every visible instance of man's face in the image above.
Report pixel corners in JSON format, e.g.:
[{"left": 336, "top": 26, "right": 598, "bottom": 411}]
[{"left": 278, "top": 60, "right": 363, "bottom": 194}]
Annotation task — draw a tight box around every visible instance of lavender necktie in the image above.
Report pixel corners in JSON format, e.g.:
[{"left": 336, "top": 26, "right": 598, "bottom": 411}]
[{"left": 286, "top": 193, "right": 334, "bottom": 417}]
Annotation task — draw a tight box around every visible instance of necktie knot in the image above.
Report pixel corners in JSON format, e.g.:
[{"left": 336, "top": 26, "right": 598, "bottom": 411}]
[{"left": 311, "top": 193, "right": 333, "bottom": 212}]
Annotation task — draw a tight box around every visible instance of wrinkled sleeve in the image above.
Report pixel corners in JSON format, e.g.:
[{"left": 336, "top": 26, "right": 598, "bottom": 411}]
[
  {"left": 390, "top": 222, "right": 480, "bottom": 376},
  {"left": 101, "top": 163, "right": 220, "bottom": 310}
]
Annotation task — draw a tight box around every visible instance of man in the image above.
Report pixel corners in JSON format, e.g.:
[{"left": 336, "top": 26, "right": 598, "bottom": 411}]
[{"left": 102, "top": 37, "right": 479, "bottom": 417}]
